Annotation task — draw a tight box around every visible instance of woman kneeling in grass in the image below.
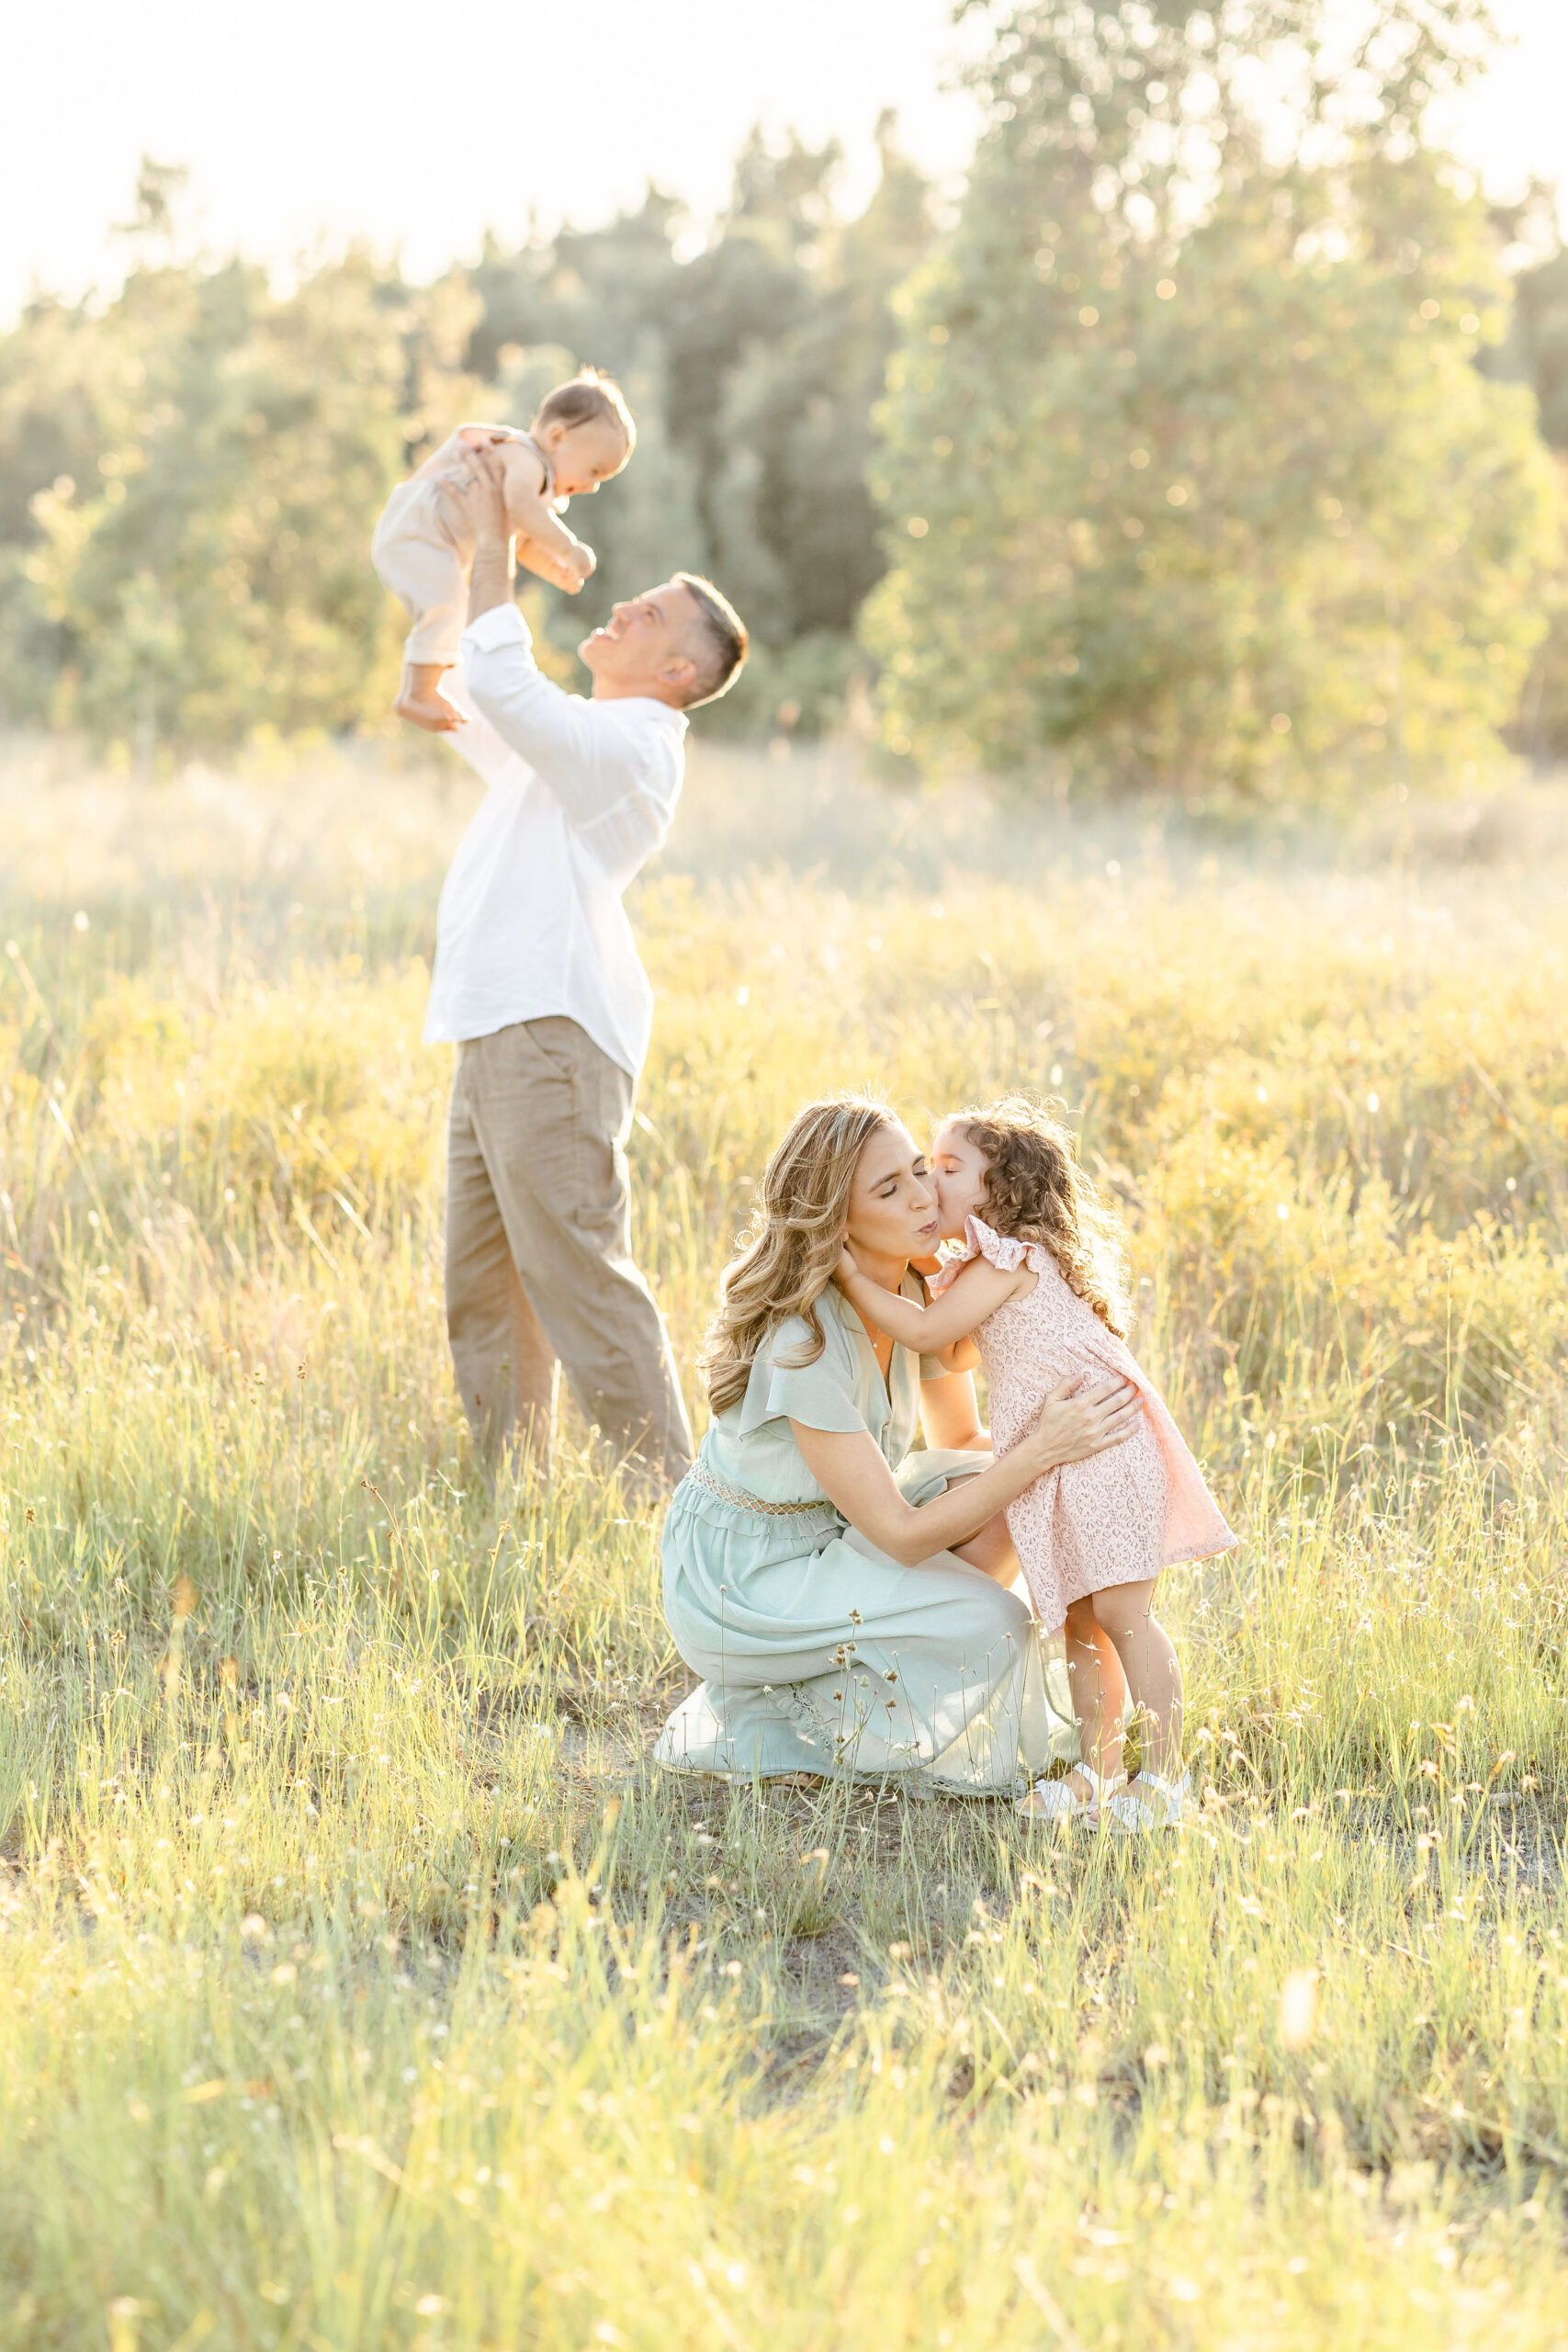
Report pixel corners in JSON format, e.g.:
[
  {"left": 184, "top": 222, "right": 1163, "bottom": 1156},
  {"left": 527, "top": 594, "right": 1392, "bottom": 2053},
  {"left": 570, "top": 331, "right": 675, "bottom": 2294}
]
[{"left": 656, "top": 1094, "right": 1139, "bottom": 1792}]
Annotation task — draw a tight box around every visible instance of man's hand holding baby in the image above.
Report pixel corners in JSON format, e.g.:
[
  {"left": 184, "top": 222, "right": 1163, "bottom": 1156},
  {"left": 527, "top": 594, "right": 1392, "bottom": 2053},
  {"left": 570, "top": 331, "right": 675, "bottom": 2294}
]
[
  {"left": 434, "top": 445, "right": 514, "bottom": 632},
  {"left": 435, "top": 440, "right": 510, "bottom": 548}
]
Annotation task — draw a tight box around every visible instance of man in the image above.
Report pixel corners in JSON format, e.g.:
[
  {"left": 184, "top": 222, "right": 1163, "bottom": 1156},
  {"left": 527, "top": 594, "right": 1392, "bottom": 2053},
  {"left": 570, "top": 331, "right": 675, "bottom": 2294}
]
[{"left": 424, "top": 445, "right": 749, "bottom": 1486}]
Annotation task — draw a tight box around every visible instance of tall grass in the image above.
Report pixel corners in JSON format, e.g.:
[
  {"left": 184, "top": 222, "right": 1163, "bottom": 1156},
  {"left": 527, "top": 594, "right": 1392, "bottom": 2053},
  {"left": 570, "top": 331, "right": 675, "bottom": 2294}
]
[{"left": 2, "top": 739, "right": 1566, "bottom": 2348}]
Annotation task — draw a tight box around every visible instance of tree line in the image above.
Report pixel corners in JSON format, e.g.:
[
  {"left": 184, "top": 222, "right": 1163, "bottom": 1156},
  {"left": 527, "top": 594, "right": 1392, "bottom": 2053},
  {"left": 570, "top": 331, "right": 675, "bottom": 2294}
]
[
  {"left": 0, "top": 128, "right": 928, "bottom": 758},
  {"left": 2, "top": 1, "right": 1566, "bottom": 800}
]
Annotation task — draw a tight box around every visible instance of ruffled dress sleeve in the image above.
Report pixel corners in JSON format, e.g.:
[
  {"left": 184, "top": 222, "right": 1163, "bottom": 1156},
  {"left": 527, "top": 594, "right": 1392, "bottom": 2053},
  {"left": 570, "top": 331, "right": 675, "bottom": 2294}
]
[
  {"left": 938, "top": 1218, "right": 1239, "bottom": 1576},
  {"left": 931, "top": 1213, "right": 1052, "bottom": 1294},
  {"left": 735, "top": 1312, "right": 866, "bottom": 1435}
]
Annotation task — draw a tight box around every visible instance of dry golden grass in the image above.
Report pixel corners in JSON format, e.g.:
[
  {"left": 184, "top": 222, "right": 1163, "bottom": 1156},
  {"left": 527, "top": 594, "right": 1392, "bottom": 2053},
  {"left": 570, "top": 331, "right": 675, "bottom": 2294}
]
[{"left": 2, "top": 736, "right": 1566, "bottom": 2349}]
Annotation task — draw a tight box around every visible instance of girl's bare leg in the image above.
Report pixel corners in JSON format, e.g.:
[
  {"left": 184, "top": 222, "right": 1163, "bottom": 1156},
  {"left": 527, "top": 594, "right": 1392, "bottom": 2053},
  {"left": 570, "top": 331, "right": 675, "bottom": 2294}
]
[
  {"left": 1090, "top": 1578, "right": 1183, "bottom": 1780},
  {"left": 1061, "top": 1594, "right": 1127, "bottom": 1801},
  {"left": 953, "top": 1506, "right": 1021, "bottom": 1585}
]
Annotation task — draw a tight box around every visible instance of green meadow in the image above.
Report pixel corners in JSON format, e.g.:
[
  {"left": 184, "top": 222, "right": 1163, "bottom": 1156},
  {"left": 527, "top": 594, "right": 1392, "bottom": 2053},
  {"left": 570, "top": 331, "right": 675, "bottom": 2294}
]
[{"left": 2, "top": 741, "right": 1566, "bottom": 2349}]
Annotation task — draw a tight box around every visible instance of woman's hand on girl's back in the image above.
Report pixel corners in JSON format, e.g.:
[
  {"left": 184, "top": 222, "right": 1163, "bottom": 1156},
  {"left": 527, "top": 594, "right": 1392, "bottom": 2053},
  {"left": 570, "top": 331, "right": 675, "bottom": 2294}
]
[{"left": 1026, "top": 1375, "right": 1141, "bottom": 1473}]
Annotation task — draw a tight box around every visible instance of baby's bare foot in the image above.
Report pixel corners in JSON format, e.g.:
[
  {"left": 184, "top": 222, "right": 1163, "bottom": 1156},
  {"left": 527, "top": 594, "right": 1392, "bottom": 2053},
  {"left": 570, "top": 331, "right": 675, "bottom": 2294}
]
[{"left": 395, "top": 685, "right": 463, "bottom": 733}]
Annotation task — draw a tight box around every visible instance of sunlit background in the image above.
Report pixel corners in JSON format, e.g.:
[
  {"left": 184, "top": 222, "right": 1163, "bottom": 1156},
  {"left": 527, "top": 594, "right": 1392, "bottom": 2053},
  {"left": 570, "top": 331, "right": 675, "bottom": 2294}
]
[
  {"left": 5, "top": 0, "right": 1566, "bottom": 319},
  {"left": 6, "top": 6, "right": 1568, "bottom": 2341}
]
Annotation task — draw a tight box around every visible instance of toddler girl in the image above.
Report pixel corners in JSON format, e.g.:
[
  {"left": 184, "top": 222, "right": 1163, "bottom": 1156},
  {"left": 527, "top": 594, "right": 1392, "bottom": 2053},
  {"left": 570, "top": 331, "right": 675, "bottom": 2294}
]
[
  {"left": 836, "top": 1095, "right": 1235, "bottom": 1830},
  {"left": 372, "top": 369, "right": 634, "bottom": 732}
]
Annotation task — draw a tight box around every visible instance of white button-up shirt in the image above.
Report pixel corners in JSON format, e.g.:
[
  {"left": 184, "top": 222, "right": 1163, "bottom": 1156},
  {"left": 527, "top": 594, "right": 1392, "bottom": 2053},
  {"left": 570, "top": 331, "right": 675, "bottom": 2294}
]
[{"left": 423, "top": 602, "right": 689, "bottom": 1078}]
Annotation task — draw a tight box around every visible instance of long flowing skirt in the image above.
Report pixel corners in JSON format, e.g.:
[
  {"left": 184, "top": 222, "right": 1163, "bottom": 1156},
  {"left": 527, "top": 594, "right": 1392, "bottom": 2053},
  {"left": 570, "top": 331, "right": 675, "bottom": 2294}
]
[{"left": 656, "top": 1450, "right": 1076, "bottom": 1793}]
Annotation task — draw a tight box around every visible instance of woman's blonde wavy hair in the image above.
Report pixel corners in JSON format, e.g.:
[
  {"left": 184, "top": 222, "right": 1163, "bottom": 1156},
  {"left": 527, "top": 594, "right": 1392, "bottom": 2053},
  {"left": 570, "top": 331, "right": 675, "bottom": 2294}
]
[
  {"left": 703, "top": 1093, "right": 897, "bottom": 1419},
  {"left": 952, "top": 1094, "right": 1134, "bottom": 1339}
]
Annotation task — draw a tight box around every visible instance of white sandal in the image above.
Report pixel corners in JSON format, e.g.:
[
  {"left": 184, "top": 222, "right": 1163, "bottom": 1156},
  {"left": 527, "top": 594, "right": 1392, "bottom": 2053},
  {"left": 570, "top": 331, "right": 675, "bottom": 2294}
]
[
  {"left": 1105, "top": 1768, "right": 1190, "bottom": 1833},
  {"left": 1017, "top": 1761, "right": 1125, "bottom": 1822}
]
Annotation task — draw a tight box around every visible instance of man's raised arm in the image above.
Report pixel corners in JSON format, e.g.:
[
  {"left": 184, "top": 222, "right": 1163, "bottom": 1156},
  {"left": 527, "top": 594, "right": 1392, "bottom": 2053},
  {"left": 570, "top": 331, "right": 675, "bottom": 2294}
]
[
  {"left": 462, "top": 603, "right": 644, "bottom": 827},
  {"left": 437, "top": 447, "right": 647, "bottom": 835}
]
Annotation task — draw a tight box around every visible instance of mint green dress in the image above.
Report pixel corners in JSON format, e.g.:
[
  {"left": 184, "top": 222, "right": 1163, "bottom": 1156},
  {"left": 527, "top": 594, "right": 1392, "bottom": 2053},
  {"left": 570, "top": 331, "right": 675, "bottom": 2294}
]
[{"left": 657, "top": 1282, "right": 1071, "bottom": 1792}]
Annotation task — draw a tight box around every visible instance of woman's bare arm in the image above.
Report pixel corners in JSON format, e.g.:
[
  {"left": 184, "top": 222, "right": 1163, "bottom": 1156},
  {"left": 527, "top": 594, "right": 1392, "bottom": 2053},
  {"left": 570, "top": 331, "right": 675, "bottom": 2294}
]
[
  {"left": 790, "top": 1374, "right": 1141, "bottom": 1568},
  {"left": 837, "top": 1252, "right": 1020, "bottom": 1352}
]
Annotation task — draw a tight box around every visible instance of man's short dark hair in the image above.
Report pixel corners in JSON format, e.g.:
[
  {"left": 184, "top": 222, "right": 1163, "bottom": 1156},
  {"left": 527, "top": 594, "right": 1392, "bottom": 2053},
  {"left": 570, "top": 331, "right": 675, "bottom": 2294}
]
[{"left": 673, "top": 572, "right": 749, "bottom": 708}]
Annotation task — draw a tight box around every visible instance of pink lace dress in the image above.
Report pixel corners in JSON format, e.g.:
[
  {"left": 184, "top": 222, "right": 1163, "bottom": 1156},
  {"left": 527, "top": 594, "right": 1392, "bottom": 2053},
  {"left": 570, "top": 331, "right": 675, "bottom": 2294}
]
[{"left": 938, "top": 1216, "right": 1236, "bottom": 1633}]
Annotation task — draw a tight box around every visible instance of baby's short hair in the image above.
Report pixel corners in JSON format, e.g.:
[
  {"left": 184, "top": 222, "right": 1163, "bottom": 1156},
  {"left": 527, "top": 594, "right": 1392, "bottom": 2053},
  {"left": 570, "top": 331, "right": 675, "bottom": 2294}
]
[
  {"left": 534, "top": 369, "right": 636, "bottom": 456},
  {"left": 673, "top": 572, "right": 750, "bottom": 708}
]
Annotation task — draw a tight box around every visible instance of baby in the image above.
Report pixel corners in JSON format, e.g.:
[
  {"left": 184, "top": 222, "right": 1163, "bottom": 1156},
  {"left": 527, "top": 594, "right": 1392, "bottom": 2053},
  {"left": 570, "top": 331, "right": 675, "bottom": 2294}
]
[{"left": 371, "top": 369, "right": 635, "bottom": 732}]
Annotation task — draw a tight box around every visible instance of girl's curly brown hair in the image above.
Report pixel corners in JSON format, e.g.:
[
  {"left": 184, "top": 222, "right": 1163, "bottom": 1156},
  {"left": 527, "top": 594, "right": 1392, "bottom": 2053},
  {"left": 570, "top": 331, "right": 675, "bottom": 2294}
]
[{"left": 950, "top": 1094, "right": 1134, "bottom": 1338}]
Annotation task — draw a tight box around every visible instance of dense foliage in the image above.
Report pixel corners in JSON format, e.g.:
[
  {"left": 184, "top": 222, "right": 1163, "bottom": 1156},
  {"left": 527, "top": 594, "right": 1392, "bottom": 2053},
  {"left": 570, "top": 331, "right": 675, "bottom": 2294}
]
[
  {"left": 0, "top": 134, "right": 932, "bottom": 758},
  {"left": 865, "top": 0, "right": 1564, "bottom": 796},
  {"left": 3, "top": 6, "right": 1568, "bottom": 793}
]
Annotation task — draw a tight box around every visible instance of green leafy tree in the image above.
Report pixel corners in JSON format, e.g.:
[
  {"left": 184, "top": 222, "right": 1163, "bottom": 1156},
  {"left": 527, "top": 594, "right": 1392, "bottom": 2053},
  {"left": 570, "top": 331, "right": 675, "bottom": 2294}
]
[
  {"left": 0, "top": 293, "right": 123, "bottom": 723},
  {"left": 1484, "top": 191, "right": 1568, "bottom": 759},
  {"left": 465, "top": 161, "right": 820, "bottom": 662},
  {"left": 468, "top": 208, "right": 711, "bottom": 648},
  {"left": 864, "top": 0, "right": 1561, "bottom": 797},
  {"left": 0, "top": 135, "right": 932, "bottom": 754},
  {"left": 464, "top": 131, "right": 934, "bottom": 729},
  {"left": 711, "top": 119, "right": 933, "bottom": 644},
  {"left": 5, "top": 217, "right": 483, "bottom": 760}
]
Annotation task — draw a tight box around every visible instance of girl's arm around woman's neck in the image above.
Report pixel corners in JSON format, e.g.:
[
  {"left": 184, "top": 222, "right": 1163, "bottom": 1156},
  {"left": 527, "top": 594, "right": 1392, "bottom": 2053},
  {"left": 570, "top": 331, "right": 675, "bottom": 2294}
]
[{"left": 837, "top": 1252, "right": 1023, "bottom": 1354}]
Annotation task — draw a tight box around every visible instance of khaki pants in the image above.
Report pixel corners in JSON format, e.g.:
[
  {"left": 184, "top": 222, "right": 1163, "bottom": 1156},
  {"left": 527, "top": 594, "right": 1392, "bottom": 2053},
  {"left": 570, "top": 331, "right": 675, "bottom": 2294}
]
[{"left": 443, "top": 1017, "right": 694, "bottom": 1486}]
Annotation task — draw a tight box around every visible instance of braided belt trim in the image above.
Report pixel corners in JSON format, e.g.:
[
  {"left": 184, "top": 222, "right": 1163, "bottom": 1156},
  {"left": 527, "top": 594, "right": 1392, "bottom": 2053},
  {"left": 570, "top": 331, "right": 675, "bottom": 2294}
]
[{"left": 686, "top": 1457, "right": 837, "bottom": 1518}]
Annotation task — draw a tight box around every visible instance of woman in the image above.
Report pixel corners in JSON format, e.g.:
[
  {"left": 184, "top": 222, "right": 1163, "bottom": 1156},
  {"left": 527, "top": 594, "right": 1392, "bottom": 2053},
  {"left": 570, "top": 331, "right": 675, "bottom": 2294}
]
[{"left": 656, "top": 1096, "right": 1141, "bottom": 1792}]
